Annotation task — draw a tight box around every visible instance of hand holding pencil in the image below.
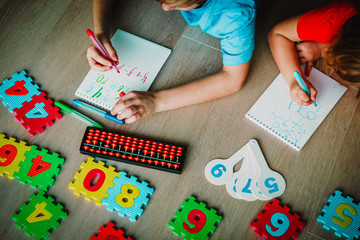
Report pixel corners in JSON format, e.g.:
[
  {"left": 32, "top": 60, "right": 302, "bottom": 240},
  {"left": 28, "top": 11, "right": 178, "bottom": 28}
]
[{"left": 86, "top": 29, "right": 119, "bottom": 72}]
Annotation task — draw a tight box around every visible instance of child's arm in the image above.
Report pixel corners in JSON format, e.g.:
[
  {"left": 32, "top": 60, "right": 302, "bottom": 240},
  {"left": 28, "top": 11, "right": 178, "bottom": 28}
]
[
  {"left": 86, "top": 0, "right": 118, "bottom": 72},
  {"left": 111, "top": 62, "right": 250, "bottom": 123},
  {"left": 268, "top": 15, "right": 317, "bottom": 106}
]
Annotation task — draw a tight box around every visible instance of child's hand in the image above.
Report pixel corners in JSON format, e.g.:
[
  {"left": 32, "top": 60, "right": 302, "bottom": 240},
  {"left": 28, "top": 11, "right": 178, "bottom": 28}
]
[
  {"left": 296, "top": 41, "right": 328, "bottom": 77},
  {"left": 86, "top": 34, "right": 118, "bottom": 72},
  {"left": 110, "top": 91, "right": 157, "bottom": 124},
  {"left": 289, "top": 79, "right": 317, "bottom": 106}
]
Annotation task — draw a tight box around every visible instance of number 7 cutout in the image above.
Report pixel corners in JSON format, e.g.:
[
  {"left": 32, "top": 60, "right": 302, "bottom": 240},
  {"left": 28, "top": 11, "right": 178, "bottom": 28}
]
[{"left": 205, "top": 139, "right": 286, "bottom": 200}]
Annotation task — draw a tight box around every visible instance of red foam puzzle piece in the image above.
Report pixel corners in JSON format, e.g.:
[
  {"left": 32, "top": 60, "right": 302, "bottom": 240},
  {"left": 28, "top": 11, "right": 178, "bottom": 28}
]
[
  {"left": 13, "top": 92, "right": 62, "bottom": 136},
  {"left": 250, "top": 199, "right": 305, "bottom": 240},
  {"left": 90, "top": 222, "right": 133, "bottom": 240}
]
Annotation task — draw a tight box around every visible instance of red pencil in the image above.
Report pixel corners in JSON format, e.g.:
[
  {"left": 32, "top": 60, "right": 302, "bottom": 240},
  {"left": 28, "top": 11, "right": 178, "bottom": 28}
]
[{"left": 86, "top": 29, "right": 120, "bottom": 73}]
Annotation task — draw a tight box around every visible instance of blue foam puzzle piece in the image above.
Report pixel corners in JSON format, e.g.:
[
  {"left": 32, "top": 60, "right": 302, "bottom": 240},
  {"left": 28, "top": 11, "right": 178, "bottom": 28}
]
[
  {"left": 25, "top": 102, "right": 49, "bottom": 119},
  {"left": 0, "top": 70, "right": 41, "bottom": 112},
  {"left": 317, "top": 190, "right": 360, "bottom": 240},
  {"left": 102, "top": 171, "right": 154, "bottom": 222}
]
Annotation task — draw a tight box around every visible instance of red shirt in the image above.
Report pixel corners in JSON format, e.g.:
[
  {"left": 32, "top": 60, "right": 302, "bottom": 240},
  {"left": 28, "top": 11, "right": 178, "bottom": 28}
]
[{"left": 297, "top": 0, "right": 357, "bottom": 43}]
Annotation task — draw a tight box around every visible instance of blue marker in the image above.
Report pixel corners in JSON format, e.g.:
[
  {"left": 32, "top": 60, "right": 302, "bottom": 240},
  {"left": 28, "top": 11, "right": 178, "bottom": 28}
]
[
  {"left": 72, "top": 100, "right": 124, "bottom": 124},
  {"left": 293, "top": 71, "right": 317, "bottom": 107}
]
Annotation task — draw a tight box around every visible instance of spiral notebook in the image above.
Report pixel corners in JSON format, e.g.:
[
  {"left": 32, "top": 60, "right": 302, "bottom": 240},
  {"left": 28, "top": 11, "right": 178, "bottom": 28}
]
[
  {"left": 246, "top": 67, "right": 347, "bottom": 151},
  {"left": 75, "top": 29, "right": 171, "bottom": 110}
]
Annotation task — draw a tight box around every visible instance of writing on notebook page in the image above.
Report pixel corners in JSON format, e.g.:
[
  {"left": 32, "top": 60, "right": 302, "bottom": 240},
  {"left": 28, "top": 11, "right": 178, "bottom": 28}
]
[
  {"left": 85, "top": 64, "right": 150, "bottom": 104},
  {"left": 269, "top": 101, "right": 322, "bottom": 145}
]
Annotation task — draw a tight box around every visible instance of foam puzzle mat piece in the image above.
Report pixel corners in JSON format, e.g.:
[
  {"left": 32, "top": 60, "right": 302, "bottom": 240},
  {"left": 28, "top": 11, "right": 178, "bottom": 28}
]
[
  {"left": 102, "top": 171, "right": 154, "bottom": 222},
  {"left": 169, "top": 196, "right": 222, "bottom": 240},
  {"left": 317, "top": 190, "right": 360, "bottom": 240},
  {"left": 13, "top": 92, "right": 62, "bottom": 136},
  {"left": 0, "top": 70, "right": 41, "bottom": 112},
  {"left": 250, "top": 198, "right": 305, "bottom": 240},
  {"left": 13, "top": 145, "right": 65, "bottom": 190},
  {"left": 68, "top": 157, "right": 120, "bottom": 205},
  {"left": 90, "top": 222, "right": 133, "bottom": 240},
  {"left": 0, "top": 134, "right": 31, "bottom": 179},
  {"left": 12, "top": 190, "right": 67, "bottom": 240}
]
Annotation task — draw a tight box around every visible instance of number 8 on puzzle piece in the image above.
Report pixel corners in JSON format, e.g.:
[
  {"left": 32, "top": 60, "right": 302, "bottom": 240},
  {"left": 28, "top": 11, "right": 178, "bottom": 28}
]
[
  {"left": 102, "top": 171, "right": 154, "bottom": 222},
  {"left": 12, "top": 190, "right": 67, "bottom": 240},
  {"left": 169, "top": 196, "right": 222, "bottom": 240},
  {"left": 317, "top": 190, "right": 360, "bottom": 240},
  {"left": 0, "top": 70, "right": 41, "bottom": 112}
]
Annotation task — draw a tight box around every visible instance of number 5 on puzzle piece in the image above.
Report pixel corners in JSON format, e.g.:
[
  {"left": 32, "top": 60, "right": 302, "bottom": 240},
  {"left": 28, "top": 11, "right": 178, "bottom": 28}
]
[
  {"left": 318, "top": 190, "right": 360, "bottom": 240},
  {"left": 169, "top": 196, "right": 222, "bottom": 240},
  {"left": 12, "top": 190, "right": 67, "bottom": 240},
  {"left": 0, "top": 134, "right": 31, "bottom": 179},
  {"left": 13, "top": 92, "right": 62, "bottom": 136},
  {"left": 13, "top": 145, "right": 64, "bottom": 190},
  {"left": 102, "top": 171, "right": 154, "bottom": 222},
  {"left": 0, "top": 70, "right": 41, "bottom": 112}
]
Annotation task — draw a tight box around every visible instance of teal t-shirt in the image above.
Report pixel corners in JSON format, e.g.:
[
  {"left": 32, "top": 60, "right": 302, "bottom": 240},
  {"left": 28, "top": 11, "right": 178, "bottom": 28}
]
[{"left": 181, "top": 0, "right": 257, "bottom": 66}]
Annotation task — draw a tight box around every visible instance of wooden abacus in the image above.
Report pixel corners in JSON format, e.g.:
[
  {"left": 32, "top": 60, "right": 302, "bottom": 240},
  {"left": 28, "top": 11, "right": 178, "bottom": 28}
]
[{"left": 79, "top": 127, "right": 186, "bottom": 174}]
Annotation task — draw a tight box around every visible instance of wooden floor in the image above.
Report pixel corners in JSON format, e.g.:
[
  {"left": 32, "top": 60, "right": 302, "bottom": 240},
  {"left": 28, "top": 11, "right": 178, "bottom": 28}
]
[{"left": 0, "top": 0, "right": 359, "bottom": 239}]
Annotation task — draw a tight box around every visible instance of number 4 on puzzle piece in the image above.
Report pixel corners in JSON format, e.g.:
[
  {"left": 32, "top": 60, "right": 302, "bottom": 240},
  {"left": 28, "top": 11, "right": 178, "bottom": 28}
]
[
  {"left": 318, "top": 190, "right": 360, "bottom": 240},
  {"left": 0, "top": 70, "right": 41, "bottom": 112},
  {"left": 13, "top": 92, "right": 62, "bottom": 136},
  {"left": 169, "top": 196, "right": 222, "bottom": 240},
  {"left": 13, "top": 145, "right": 65, "bottom": 191},
  {"left": 12, "top": 190, "right": 67, "bottom": 240}
]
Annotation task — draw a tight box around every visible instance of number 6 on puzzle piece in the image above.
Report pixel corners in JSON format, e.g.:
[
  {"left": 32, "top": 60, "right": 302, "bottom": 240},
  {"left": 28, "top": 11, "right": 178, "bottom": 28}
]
[
  {"left": 0, "top": 134, "right": 31, "bottom": 179},
  {"left": 251, "top": 198, "right": 305, "bottom": 240},
  {"left": 169, "top": 196, "right": 222, "bottom": 240}
]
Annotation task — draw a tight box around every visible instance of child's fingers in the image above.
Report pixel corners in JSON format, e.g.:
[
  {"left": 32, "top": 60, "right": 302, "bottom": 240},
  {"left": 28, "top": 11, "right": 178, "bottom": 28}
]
[
  {"left": 88, "top": 57, "right": 111, "bottom": 72},
  {"left": 87, "top": 45, "right": 112, "bottom": 67},
  {"left": 102, "top": 41, "right": 118, "bottom": 62},
  {"left": 305, "top": 62, "right": 313, "bottom": 77}
]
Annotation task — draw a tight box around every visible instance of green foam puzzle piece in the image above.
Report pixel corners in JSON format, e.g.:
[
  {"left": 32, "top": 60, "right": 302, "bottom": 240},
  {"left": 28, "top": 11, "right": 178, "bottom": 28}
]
[
  {"left": 14, "top": 145, "right": 64, "bottom": 190},
  {"left": 12, "top": 190, "right": 67, "bottom": 240},
  {"left": 169, "top": 196, "right": 222, "bottom": 240}
]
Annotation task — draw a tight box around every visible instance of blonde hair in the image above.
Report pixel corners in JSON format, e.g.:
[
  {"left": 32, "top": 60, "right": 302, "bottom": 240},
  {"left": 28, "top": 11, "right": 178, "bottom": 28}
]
[
  {"left": 155, "top": 0, "right": 202, "bottom": 7},
  {"left": 325, "top": 6, "right": 360, "bottom": 89}
]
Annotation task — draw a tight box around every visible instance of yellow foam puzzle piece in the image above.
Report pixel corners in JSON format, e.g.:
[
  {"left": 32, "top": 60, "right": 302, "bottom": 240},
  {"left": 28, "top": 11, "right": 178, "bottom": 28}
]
[
  {"left": 0, "top": 134, "right": 31, "bottom": 178},
  {"left": 68, "top": 157, "right": 120, "bottom": 205}
]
